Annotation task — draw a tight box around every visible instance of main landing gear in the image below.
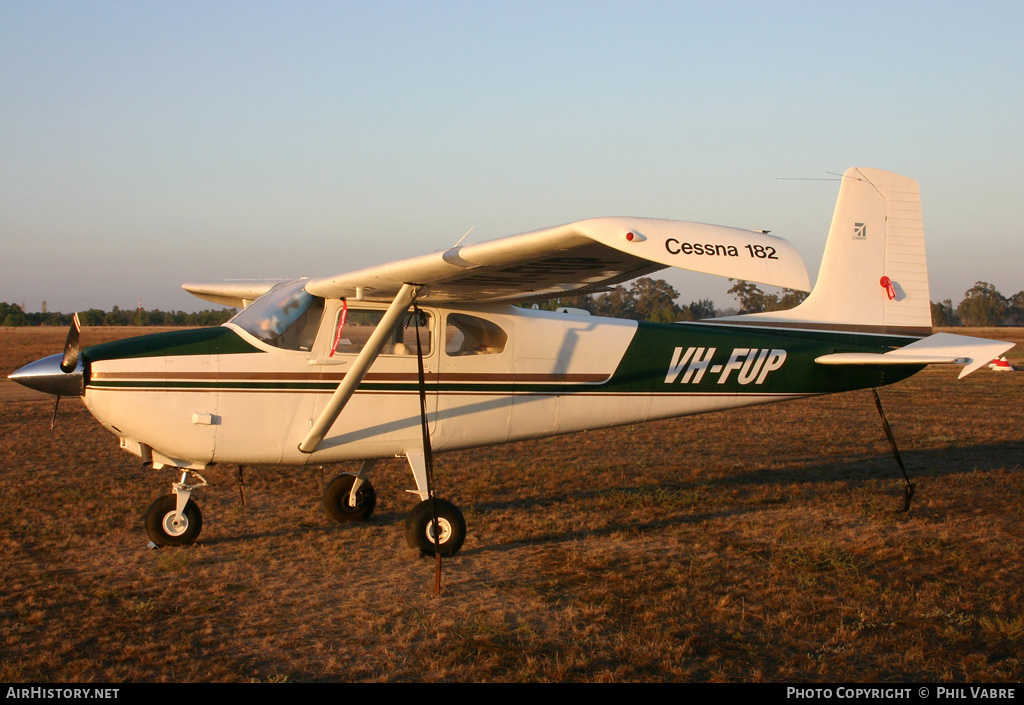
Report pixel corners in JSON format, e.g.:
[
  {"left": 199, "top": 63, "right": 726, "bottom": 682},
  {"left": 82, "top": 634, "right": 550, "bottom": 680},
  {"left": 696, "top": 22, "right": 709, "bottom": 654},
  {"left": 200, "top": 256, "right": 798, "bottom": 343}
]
[
  {"left": 321, "top": 455, "right": 467, "bottom": 557},
  {"left": 145, "top": 458, "right": 467, "bottom": 555},
  {"left": 404, "top": 498, "right": 466, "bottom": 557},
  {"left": 145, "top": 470, "right": 208, "bottom": 546},
  {"left": 322, "top": 459, "right": 378, "bottom": 523}
]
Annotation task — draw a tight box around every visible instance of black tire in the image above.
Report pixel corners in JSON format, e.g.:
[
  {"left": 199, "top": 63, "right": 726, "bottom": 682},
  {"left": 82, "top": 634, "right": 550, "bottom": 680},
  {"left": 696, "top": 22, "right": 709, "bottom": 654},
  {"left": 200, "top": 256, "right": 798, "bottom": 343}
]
[
  {"left": 145, "top": 494, "right": 202, "bottom": 546},
  {"left": 404, "top": 498, "right": 466, "bottom": 557},
  {"left": 322, "top": 475, "right": 376, "bottom": 523}
]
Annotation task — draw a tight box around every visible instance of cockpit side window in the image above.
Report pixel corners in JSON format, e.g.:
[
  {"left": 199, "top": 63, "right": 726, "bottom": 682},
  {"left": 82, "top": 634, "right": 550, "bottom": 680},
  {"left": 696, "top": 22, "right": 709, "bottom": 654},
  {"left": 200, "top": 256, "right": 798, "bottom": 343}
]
[
  {"left": 229, "top": 280, "right": 325, "bottom": 352},
  {"left": 333, "top": 309, "right": 432, "bottom": 356},
  {"left": 445, "top": 314, "right": 507, "bottom": 356}
]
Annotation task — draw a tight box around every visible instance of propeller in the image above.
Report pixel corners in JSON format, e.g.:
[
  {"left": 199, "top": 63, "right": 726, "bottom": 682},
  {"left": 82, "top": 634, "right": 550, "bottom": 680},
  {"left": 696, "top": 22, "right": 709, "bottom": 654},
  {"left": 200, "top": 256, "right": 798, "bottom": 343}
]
[
  {"left": 7, "top": 313, "right": 86, "bottom": 422},
  {"left": 51, "top": 313, "right": 83, "bottom": 427},
  {"left": 60, "top": 312, "right": 82, "bottom": 373}
]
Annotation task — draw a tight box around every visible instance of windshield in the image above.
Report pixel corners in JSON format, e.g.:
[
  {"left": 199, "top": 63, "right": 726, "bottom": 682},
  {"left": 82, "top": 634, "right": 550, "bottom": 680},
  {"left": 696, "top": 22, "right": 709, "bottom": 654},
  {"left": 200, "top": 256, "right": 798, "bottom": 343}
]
[{"left": 229, "top": 279, "right": 325, "bottom": 351}]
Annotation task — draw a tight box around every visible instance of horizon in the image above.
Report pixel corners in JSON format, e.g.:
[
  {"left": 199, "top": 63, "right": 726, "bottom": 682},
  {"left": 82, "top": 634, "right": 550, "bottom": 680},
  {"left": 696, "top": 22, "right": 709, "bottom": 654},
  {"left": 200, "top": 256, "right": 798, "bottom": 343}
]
[{"left": 3, "top": 2, "right": 1022, "bottom": 313}]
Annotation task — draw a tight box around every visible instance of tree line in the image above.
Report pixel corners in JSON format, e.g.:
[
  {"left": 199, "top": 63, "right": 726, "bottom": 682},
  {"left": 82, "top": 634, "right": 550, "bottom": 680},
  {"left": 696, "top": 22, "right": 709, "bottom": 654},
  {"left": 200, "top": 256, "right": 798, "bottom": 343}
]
[
  {"left": 0, "top": 302, "right": 235, "bottom": 328},
  {"left": 527, "top": 277, "right": 808, "bottom": 321},
  {"left": 3, "top": 278, "right": 1021, "bottom": 328},
  {"left": 527, "top": 277, "right": 718, "bottom": 322},
  {"left": 527, "top": 277, "right": 1024, "bottom": 327},
  {"left": 928, "top": 281, "right": 1024, "bottom": 327}
]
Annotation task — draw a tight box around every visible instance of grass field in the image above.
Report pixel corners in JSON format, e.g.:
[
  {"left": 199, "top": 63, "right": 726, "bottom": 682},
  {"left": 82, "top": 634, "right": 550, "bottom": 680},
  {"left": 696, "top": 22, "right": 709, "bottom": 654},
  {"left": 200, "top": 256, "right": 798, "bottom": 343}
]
[{"left": 1, "top": 326, "right": 1022, "bottom": 682}]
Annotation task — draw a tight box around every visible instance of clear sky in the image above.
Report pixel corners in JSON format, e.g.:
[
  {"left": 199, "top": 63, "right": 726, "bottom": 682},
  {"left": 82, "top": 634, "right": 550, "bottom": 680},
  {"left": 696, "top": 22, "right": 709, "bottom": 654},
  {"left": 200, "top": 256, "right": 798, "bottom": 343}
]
[{"left": 2, "top": 0, "right": 1022, "bottom": 314}]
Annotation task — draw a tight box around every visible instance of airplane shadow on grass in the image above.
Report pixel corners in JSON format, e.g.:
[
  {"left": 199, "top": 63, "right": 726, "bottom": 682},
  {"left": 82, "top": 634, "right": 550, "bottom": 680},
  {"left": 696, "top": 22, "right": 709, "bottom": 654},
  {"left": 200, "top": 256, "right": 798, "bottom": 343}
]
[
  {"left": 454, "top": 440, "right": 1024, "bottom": 554},
  {"left": 190, "top": 439, "right": 1023, "bottom": 553}
]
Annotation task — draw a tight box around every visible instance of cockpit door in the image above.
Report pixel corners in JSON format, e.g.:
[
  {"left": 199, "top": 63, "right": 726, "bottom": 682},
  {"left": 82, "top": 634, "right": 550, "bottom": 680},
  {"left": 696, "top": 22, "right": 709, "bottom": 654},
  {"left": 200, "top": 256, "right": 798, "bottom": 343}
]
[{"left": 303, "top": 302, "right": 438, "bottom": 456}]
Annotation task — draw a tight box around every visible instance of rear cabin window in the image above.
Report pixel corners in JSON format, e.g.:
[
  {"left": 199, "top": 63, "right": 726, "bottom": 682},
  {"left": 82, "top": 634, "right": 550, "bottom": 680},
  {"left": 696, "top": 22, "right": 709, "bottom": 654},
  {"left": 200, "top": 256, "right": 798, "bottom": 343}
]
[
  {"left": 229, "top": 280, "right": 325, "bottom": 352},
  {"left": 445, "top": 314, "right": 507, "bottom": 356}
]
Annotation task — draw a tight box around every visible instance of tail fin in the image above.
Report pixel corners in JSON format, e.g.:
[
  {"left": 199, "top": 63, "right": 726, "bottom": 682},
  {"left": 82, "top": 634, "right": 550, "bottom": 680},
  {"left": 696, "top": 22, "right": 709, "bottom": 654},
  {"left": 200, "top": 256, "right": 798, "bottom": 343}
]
[{"left": 734, "top": 167, "right": 932, "bottom": 336}]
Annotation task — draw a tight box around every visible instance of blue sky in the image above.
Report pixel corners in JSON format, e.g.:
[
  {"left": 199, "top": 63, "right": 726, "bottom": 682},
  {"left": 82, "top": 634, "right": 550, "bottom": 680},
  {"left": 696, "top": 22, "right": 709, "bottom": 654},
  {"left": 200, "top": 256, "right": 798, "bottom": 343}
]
[{"left": 2, "top": 1, "right": 1022, "bottom": 313}]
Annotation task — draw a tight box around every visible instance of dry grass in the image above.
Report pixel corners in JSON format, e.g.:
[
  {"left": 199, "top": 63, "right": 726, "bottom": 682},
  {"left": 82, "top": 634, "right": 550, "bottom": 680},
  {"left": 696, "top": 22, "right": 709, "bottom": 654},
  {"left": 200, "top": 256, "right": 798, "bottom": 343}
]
[{"left": 1, "top": 326, "right": 1022, "bottom": 682}]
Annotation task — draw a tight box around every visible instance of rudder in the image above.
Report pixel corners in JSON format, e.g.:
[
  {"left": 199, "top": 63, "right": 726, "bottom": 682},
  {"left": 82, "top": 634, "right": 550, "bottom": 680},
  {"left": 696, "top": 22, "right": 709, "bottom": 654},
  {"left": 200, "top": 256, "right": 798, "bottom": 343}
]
[{"left": 728, "top": 167, "right": 931, "bottom": 336}]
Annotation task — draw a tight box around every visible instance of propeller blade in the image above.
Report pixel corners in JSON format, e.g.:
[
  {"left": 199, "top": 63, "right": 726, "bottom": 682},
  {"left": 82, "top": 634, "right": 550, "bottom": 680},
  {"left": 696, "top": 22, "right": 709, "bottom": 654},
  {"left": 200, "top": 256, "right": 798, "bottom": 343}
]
[{"left": 60, "top": 312, "right": 81, "bottom": 373}]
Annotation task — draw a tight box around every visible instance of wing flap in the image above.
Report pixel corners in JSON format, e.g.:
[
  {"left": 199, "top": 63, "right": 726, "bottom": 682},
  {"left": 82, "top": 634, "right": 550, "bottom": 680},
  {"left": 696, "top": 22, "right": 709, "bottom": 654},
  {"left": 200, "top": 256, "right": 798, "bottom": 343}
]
[{"left": 816, "top": 333, "right": 1015, "bottom": 379}]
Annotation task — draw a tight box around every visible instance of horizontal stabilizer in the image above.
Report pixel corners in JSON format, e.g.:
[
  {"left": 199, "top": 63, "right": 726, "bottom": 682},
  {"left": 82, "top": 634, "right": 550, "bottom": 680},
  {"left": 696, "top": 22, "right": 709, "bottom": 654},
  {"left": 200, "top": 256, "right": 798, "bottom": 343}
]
[{"left": 816, "top": 333, "right": 1015, "bottom": 379}]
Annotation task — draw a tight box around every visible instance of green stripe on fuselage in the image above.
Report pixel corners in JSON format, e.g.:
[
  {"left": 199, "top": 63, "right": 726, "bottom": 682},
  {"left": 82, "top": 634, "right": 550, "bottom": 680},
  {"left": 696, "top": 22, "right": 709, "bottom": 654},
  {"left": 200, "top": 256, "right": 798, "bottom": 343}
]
[
  {"left": 81, "top": 320, "right": 924, "bottom": 395},
  {"left": 84, "top": 326, "right": 263, "bottom": 362},
  {"left": 605, "top": 321, "right": 924, "bottom": 395}
]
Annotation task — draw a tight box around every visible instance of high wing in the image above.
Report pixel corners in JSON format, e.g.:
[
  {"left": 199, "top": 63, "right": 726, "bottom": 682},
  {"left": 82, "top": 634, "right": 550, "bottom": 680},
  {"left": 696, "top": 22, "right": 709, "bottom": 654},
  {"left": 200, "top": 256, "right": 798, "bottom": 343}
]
[
  {"left": 182, "top": 279, "right": 291, "bottom": 308},
  {"left": 301, "top": 217, "right": 810, "bottom": 304}
]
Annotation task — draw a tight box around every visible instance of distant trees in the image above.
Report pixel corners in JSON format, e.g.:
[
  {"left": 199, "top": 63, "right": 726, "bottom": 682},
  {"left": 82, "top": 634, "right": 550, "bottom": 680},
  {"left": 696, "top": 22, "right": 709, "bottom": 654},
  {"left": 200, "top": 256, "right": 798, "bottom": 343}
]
[
  {"left": 1, "top": 302, "right": 73, "bottom": 327},
  {"left": 78, "top": 309, "right": 106, "bottom": 326},
  {"left": 724, "top": 278, "right": 1024, "bottom": 327},
  {"left": 1008, "top": 291, "right": 1024, "bottom": 326},
  {"left": 726, "top": 280, "right": 764, "bottom": 313},
  {"left": 931, "top": 282, "right": 1024, "bottom": 327},
  {"left": 727, "top": 280, "right": 808, "bottom": 313},
  {"left": 956, "top": 281, "right": 1008, "bottom": 327},
  {"left": 631, "top": 277, "right": 682, "bottom": 323},
  {"left": 6, "top": 279, "right": 1024, "bottom": 328},
  {"left": 778, "top": 288, "right": 810, "bottom": 310},
  {"left": 931, "top": 300, "right": 960, "bottom": 327},
  {"left": 0, "top": 302, "right": 28, "bottom": 327},
  {"left": 527, "top": 278, "right": 719, "bottom": 323},
  {"left": 723, "top": 278, "right": 1024, "bottom": 328},
  {"left": 681, "top": 298, "right": 717, "bottom": 321},
  {"left": 515, "top": 277, "right": 1024, "bottom": 327},
  {"left": 0, "top": 303, "right": 235, "bottom": 327},
  {"left": 591, "top": 285, "right": 638, "bottom": 319},
  {"left": 593, "top": 278, "right": 729, "bottom": 322}
]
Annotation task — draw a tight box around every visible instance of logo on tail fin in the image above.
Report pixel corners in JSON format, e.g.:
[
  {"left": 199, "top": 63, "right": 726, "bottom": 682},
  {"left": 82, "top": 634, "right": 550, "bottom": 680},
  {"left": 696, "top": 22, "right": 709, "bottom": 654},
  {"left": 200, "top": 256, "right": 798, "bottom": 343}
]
[{"left": 853, "top": 222, "right": 867, "bottom": 240}]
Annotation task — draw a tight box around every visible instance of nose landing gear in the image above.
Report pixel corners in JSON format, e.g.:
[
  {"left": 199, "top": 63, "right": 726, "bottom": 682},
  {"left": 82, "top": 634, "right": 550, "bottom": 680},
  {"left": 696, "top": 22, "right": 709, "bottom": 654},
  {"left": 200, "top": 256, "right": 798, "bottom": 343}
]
[{"left": 144, "top": 470, "right": 208, "bottom": 546}]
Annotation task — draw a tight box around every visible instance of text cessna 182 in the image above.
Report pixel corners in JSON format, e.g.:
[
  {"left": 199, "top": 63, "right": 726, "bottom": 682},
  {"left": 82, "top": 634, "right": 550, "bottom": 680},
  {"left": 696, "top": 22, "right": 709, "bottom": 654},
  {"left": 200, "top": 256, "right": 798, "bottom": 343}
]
[{"left": 9, "top": 168, "right": 1014, "bottom": 555}]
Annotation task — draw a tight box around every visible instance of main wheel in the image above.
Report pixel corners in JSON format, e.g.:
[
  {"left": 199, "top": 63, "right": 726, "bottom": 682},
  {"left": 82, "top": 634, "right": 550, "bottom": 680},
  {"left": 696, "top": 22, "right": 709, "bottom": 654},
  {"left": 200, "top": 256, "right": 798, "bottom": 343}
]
[
  {"left": 145, "top": 494, "right": 202, "bottom": 547},
  {"left": 323, "top": 475, "right": 376, "bottom": 523},
  {"left": 404, "top": 498, "right": 466, "bottom": 557}
]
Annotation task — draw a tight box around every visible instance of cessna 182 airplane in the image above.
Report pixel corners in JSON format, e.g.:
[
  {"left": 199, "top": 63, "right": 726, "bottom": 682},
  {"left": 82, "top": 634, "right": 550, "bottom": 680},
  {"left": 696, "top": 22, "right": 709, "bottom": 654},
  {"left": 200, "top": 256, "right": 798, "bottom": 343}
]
[{"left": 9, "top": 167, "right": 1014, "bottom": 555}]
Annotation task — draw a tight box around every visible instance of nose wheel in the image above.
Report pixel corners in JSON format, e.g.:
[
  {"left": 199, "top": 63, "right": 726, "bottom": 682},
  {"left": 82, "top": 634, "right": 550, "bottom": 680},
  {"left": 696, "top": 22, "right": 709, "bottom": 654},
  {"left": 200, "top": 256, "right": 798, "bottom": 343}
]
[
  {"left": 145, "top": 494, "right": 203, "bottom": 546},
  {"left": 144, "top": 469, "right": 207, "bottom": 547}
]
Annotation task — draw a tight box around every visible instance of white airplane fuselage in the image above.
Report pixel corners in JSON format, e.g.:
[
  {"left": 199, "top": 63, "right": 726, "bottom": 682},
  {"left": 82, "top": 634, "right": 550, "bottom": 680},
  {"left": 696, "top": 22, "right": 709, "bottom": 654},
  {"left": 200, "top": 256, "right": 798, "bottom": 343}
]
[{"left": 81, "top": 300, "right": 916, "bottom": 472}]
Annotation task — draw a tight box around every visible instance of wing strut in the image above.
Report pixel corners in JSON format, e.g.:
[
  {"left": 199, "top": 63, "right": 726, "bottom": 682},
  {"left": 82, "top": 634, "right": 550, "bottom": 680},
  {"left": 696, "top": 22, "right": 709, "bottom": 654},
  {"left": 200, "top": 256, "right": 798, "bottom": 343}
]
[{"left": 298, "top": 283, "right": 420, "bottom": 454}]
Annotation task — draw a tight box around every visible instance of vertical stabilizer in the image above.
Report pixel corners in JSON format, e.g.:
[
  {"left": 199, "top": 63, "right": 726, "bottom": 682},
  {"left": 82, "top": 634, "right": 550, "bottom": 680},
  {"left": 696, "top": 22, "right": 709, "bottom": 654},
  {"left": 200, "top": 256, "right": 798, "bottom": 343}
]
[{"left": 723, "top": 167, "right": 931, "bottom": 336}]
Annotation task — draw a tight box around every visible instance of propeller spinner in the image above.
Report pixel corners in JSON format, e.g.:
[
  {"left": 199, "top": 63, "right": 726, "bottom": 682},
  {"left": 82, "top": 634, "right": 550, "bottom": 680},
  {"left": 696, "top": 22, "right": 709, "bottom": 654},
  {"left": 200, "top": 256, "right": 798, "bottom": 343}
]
[{"left": 8, "top": 313, "right": 85, "bottom": 397}]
